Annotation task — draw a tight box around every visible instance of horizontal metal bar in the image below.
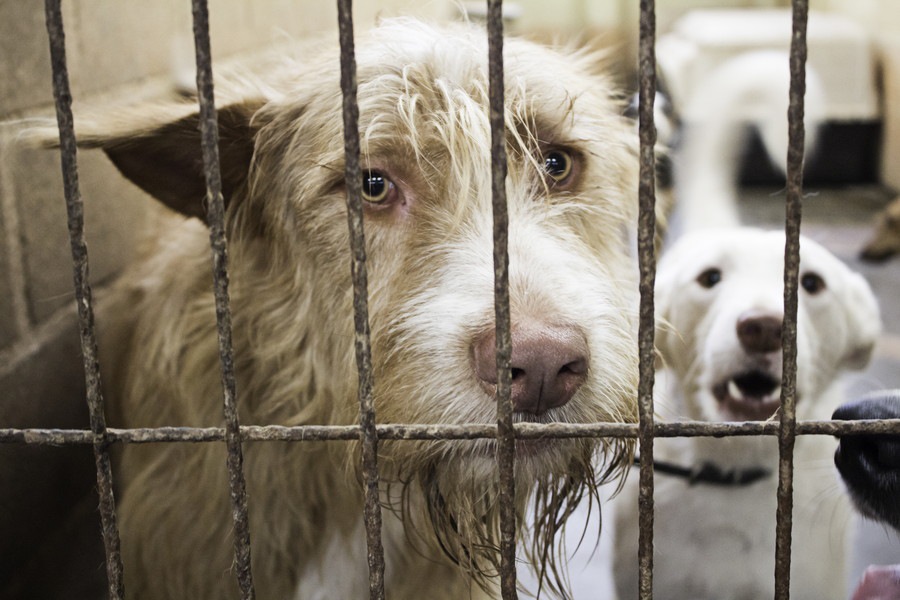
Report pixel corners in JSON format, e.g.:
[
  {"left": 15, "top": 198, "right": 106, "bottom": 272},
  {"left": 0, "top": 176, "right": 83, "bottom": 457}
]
[{"left": 3, "top": 419, "right": 898, "bottom": 445}]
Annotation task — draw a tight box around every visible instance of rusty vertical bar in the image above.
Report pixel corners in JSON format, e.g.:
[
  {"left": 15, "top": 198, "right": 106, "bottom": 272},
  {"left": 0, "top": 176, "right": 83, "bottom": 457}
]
[
  {"left": 636, "top": 1, "right": 659, "bottom": 599},
  {"left": 43, "top": 2, "right": 126, "bottom": 598},
  {"left": 486, "top": 0, "right": 517, "bottom": 597},
  {"left": 774, "top": 0, "right": 808, "bottom": 597},
  {"left": 189, "top": 1, "right": 256, "bottom": 598},
  {"left": 336, "top": 1, "right": 386, "bottom": 598}
]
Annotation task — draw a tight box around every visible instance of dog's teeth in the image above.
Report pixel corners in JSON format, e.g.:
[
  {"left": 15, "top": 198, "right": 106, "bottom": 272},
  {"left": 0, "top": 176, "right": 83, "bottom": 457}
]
[{"left": 727, "top": 379, "right": 744, "bottom": 400}]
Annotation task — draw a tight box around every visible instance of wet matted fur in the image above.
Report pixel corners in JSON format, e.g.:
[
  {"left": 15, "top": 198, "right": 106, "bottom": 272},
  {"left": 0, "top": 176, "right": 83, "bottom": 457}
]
[{"left": 56, "top": 19, "right": 645, "bottom": 599}]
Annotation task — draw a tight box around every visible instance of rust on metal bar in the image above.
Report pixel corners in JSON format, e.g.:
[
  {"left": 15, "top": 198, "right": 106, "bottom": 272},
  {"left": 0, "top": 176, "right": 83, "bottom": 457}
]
[
  {"left": 486, "top": 0, "right": 518, "bottom": 597},
  {"left": 636, "top": 0, "right": 659, "bottom": 598},
  {"left": 336, "top": 1, "right": 386, "bottom": 598},
  {"left": 43, "top": 1, "right": 125, "bottom": 597},
  {"left": 4, "top": 418, "right": 899, "bottom": 447},
  {"left": 775, "top": 0, "right": 810, "bottom": 597},
  {"left": 189, "top": 1, "right": 255, "bottom": 597}
]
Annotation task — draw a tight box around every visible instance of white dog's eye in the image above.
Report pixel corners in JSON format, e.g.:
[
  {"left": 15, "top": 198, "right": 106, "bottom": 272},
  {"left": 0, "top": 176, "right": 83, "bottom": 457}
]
[
  {"left": 361, "top": 170, "right": 394, "bottom": 204},
  {"left": 543, "top": 149, "right": 574, "bottom": 184},
  {"left": 696, "top": 268, "right": 722, "bottom": 288},
  {"left": 801, "top": 272, "right": 827, "bottom": 294}
]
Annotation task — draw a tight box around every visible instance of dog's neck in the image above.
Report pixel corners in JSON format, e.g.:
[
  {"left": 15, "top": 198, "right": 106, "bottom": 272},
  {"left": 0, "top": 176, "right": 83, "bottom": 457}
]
[
  {"left": 657, "top": 372, "right": 846, "bottom": 476},
  {"left": 658, "top": 375, "right": 772, "bottom": 472},
  {"left": 657, "top": 432, "right": 778, "bottom": 475},
  {"left": 635, "top": 455, "right": 771, "bottom": 487}
]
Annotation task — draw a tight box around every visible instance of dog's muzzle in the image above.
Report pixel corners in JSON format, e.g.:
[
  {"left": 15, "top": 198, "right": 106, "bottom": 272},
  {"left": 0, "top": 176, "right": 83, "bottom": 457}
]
[
  {"left": 713, "top": 370, "right": 782, "bottom": 421},
  {"left": 711, "top": 309, "right": 784, "bottom": 420},
  {"left": 472, "top": 322, "right": 589, "bottom": 415},
  {"left": 833, "top": 395, "right": 900, "bottom": 530}
]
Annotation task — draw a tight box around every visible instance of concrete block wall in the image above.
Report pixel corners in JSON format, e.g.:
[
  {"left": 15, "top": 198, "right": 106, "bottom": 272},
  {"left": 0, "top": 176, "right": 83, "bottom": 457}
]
[{"left": 0, "top": 2, "right": 448, "bottom": 597}]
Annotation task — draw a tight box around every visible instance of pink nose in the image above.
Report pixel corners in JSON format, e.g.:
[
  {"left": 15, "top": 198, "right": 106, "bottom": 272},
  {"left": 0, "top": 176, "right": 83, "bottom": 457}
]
[{"left": 472, "top": 323, "right": 590, "bottom": 414}]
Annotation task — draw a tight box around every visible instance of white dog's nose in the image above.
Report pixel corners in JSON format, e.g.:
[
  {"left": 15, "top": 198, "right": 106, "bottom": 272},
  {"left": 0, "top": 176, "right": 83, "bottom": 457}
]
[
  {"left": 472, "top": 323, "right": 589, "bottom": 414},
  {"left": 736, "top": 310, "right": 783, "bottom": 354}
]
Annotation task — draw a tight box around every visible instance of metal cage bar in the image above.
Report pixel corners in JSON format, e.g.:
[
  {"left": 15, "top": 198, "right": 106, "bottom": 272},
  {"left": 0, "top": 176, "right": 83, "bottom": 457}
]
[
  {"left": 636, "top": 0, "right": 659, "bottom": 597},
  {"left": 19, "top": 0, "right": 899, "bottom": 599},
  {"left": 5, "top": 417, "right": 900, "bottom": 447},
  {"left": 336, "top": 1, "right": 387, "bottom": 598},
  {"left": 485, "top": 0, "right": 519, "bottom": 597},
  {"left": 775, "top": 0, "right": 811, "bottom": 596},
  {"left": 189, "top": 1, "right": 256, "bottom": 597},
  {"left": 42, "top": 2, "right": 126, "bottom": 598}
]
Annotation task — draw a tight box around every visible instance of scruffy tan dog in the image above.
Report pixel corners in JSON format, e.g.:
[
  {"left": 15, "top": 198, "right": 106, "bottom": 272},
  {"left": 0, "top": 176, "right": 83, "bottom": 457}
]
[
  {"left": 60, "top": 19, "right": 645, "bottom": 599},
  {"left": 860, "top": 196, "right": 900, "bottom": 262}
]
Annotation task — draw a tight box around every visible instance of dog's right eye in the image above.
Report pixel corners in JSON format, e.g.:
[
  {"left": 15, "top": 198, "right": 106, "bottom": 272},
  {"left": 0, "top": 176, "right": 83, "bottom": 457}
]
[
  {"left": 696, "top": 268, "right": 722, "bottom": 288},
  {"left": 543, "top": 150, "right": 573, "bottom": 183},
  {"left": 361, "top": 170, "right": 394, "bottom": 204},
  {"left": 801, "top": 272, "right": 827, "bottom": 294}
]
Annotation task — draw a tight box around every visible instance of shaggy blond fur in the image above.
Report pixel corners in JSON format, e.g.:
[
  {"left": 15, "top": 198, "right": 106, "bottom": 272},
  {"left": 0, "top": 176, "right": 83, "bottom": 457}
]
[{"left": 61, "top": 19, "right": 646, "bottom": 599}]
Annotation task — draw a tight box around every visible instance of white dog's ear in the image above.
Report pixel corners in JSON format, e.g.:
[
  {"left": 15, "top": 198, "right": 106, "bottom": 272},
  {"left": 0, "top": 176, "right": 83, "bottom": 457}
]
[
  {"left": 36, "top": 99, "right": 264, "bottom": 222},
  {"left": 839, "top": 271, "right": 882, "bottom": 371}
]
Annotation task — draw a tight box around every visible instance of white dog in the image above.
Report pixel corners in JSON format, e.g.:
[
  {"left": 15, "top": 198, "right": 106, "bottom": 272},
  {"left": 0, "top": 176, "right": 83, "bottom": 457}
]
[
  {"left": 38, "top": 18, "right": 647, "bottom": 599},
  {"left": 611, "top": 52, "right": 882, "bottom": 599}
]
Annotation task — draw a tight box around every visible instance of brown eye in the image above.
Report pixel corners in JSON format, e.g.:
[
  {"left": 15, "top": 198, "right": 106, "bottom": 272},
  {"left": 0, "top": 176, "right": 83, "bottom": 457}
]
[
  {"left": 361, "top": 170, "right": 393, "bottom": 203},
  {"left": 801, "top": 272, "right": 826, "bottom": 294},
  {"left": 696, "top": 268, "right": 722, "bottom": 288},
  {"left": 543, "top": 150, "right": 573, "bottom": 184}
]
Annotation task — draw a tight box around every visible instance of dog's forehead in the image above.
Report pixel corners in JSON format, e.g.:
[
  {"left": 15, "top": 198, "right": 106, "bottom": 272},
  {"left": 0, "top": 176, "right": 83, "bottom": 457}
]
[
  {"left": 664, "top": 229, "right": 851, "bottom": 278},
  {"left": 358, "top": 20, "right": 598, "bottom": 88},
  {"left": 663, "top": 229, "right": 782, "bottom": 276},
  {"left": 351, "top": 20, "right": 613, "bottom": 132}
]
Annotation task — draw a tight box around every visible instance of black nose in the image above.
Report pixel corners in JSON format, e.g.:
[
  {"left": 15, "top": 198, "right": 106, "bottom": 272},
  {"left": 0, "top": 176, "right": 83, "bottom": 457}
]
[
  {"left": 833, "top": 397, "right": 900, "bottom": 470},
  {"left": 832, "top": 394, "right": 900, "bottom": 532},
  {"left": 472, "top": 323, "right": 589, "bottom": 415},
  {"left": 736, "top": 310, "right": 783, "bottom": 354}
]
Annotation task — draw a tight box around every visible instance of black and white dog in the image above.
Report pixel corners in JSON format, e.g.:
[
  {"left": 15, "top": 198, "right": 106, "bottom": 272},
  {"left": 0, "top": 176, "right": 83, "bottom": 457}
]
[{"left": 834, "top": 391, "right": 900, "bottom": 599}]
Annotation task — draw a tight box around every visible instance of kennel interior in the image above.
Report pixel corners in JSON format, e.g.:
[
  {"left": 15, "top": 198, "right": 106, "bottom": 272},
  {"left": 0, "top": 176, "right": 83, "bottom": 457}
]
[{"left": 1, "top": 0, "right": 900, "bottom": 598}]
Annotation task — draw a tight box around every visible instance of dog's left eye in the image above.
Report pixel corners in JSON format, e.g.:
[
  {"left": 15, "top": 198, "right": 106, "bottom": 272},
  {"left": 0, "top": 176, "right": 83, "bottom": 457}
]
[
  {"left": 696, "top": 268, "right": 722, "bottom": 288},
  {"left": 361, "top": 170, "right": 394, "bottom": 204},
  {"left": 543, "top": 150, "right": 574, "bottom": 184},
  {"left": 801, "top": 272, "right": 826, "bottom": 294}
]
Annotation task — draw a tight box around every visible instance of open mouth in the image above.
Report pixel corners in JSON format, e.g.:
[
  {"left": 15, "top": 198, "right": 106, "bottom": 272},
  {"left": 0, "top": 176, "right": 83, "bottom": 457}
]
[{"left": 712, "top": 370, "right": 782, "bottom": 421}]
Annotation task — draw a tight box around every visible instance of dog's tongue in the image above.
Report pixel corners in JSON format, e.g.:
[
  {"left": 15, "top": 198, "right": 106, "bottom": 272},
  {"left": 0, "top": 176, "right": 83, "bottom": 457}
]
[{"left": 851, "top": 564, "right": 900, "bottom": 600}]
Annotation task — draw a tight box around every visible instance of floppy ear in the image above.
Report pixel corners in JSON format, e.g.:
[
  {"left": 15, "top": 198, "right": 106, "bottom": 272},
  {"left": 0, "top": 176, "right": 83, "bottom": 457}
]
[
  {"left": 839, "top": 270, "right": 882, "bottom": 371},
  {"left": 38, "top": 99, "right": 264, "bottom": 221}
]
